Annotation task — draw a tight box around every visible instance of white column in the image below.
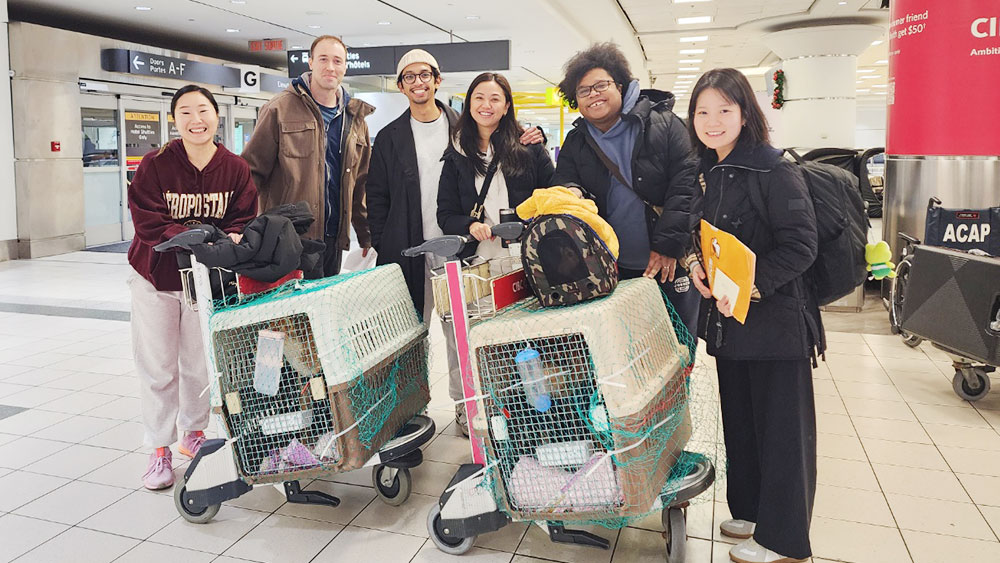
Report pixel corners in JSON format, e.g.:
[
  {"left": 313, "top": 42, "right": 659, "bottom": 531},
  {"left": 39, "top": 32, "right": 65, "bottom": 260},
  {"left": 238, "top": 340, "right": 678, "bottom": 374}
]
[
  {"left": 762, "top": 25, "right": 883, "bottom": 150},
  {"left": 0, "top": 0, "right": 17, "bottom": 260}
]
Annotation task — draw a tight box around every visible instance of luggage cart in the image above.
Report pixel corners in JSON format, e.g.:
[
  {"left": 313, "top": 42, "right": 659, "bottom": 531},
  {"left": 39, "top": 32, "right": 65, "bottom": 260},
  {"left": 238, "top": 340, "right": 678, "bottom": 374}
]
[
  {"left": 153, "top": 230, "right": 435, "bottom": 524},
  {"left": 890, "top": 198, "right": 1000, "bottom": 401},
  {"left": 404, "top": 225, "right": 715, "bottom": 562}
]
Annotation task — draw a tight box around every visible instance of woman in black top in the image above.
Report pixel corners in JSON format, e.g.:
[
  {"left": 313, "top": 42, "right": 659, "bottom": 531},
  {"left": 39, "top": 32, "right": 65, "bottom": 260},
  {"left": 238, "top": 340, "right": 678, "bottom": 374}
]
[
  {"left": 686, "top": 68, "right": 823, "bottom": 563},
  {"left": 437, "top": 72, "right": 554, "bottom": 258}
]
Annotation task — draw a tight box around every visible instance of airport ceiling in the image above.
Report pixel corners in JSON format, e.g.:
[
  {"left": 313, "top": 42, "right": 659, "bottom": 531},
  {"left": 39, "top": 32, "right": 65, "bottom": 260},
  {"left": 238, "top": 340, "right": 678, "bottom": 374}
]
[{"left": 9, "top": 0, "right": 891, "bottom": 105}]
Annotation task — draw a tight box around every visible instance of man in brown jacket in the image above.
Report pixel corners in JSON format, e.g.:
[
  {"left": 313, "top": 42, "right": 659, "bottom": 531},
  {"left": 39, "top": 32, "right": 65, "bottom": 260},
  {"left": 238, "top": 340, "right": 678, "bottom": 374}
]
[{"left": 243, "top": 35, "right": 373, "bottom": 277}]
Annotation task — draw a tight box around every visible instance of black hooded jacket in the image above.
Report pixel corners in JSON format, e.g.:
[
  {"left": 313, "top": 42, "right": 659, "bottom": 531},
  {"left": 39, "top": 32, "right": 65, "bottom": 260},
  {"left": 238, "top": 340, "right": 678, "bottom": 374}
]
[
  {"left": 696, "top": 138, "right": 825, "bottom": 361},
  {"left": 550, "top": 89, "right": 698, "bottom": 260}
]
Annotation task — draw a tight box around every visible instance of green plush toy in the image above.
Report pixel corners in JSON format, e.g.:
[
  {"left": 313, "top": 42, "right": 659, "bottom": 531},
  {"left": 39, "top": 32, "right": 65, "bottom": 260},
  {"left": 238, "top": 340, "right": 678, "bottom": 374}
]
[{"left": 865, "top": 241, "right": 896, "bottom": 280}]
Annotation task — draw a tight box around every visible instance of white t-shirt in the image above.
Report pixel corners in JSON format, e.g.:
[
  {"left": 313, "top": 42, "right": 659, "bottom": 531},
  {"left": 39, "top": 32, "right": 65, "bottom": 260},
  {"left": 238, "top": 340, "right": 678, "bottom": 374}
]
[
  {"left": 474, "top": 147, "right": 509, "bottom": 260},
  {"left": 411, "top": 114, "right": 450, "bottom": 242}
]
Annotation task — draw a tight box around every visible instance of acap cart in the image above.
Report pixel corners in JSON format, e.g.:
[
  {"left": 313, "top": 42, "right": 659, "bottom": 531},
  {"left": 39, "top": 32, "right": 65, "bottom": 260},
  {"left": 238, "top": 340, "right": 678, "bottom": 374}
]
[
  {"left": 154, "top": 231, "right": 435, "bottom": 523},
  {"left": 405, "top": 225, "right": 715, "bottom": 562}
]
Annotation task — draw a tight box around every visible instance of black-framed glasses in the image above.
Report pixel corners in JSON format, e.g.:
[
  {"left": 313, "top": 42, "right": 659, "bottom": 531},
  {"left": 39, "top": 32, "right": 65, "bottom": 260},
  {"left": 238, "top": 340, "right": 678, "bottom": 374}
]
[
  {"left": 575, "top": 79, "right": 615, "bottom": 99},
  {"left": 401, "top": 71, "right": 434, "bottom": 84}
]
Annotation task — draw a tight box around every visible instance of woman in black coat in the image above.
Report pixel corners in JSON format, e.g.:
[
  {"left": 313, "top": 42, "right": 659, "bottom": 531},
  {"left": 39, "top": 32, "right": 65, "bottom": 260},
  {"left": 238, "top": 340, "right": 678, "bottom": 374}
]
[
  {"left": 437, "top": 72, "right": 554, "bottom": 258},
  {"left": 686, "top": 68, "right": 823, "bottom": 563}
]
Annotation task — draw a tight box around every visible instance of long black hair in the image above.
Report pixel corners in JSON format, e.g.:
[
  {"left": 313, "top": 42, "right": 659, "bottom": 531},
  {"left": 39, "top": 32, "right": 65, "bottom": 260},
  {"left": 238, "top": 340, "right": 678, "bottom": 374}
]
[
  {"left": 454, "top": 72, "right": 528, "bottom": 177},
  {"left": 170, "top": 85, "right": 219, "bottom": 117},
  {"left": 686, "top": 68, "right": 770, "bottom": 160}
]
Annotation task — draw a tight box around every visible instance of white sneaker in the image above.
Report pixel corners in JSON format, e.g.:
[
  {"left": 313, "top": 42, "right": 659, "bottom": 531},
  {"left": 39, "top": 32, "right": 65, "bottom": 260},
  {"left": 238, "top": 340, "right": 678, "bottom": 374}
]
[
  {"left": 729, "top": 538, "right": 808, "bottom": 563},
  {"left": 720, "top": 518, "right": 756, "bottom": 539}
]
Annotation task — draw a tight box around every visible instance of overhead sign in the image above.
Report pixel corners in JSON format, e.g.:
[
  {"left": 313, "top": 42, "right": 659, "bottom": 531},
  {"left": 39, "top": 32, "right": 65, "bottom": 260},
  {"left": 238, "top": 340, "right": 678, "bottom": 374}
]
[
  {"left": 249, "top": 39, "right": 286, "bottom": 52},
  {"left": 235, "top": 65, "right": 260, "bottom": 93},
  {"left": 285, "top": 40, "right": 510, "bottom": 78},
  {"left": 101, "top": 48, "right": 286, "bottom": 94}
]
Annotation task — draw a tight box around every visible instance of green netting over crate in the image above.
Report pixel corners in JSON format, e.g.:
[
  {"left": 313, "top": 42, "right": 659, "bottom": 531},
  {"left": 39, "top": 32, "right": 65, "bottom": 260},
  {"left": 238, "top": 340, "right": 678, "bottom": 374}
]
[
  {"left": 204, "top": 264, "right": 431, "bottom": 485},
  {"left": 462, "top": 277, "right": 722, "bottom": 528}
]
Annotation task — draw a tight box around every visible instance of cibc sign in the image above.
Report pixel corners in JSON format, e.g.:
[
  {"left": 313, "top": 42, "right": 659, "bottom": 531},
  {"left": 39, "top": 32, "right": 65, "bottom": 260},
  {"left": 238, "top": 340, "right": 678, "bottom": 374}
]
[{"left": 886, "top": 0, "right": 1000, "bottom": 156}]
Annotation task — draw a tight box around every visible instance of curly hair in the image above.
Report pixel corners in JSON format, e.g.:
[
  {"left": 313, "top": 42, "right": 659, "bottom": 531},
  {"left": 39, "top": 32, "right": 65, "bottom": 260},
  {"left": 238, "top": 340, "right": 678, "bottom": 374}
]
[{"left": 557, "top": 42, "right": 635, "bottom": 110}]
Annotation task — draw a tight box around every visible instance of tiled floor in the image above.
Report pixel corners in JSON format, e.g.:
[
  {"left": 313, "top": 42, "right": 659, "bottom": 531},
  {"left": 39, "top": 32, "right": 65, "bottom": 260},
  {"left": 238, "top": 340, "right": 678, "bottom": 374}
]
[{"left": 1, "top": 252, "right": 999, "bottom": 562}]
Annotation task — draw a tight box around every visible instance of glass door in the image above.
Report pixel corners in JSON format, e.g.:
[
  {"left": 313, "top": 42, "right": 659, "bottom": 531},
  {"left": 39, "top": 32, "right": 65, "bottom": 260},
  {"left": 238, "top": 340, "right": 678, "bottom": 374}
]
[
  {"left": 231, "top": 105, "right": 258, "bottom": 154},
  {"left": 121, "top": 97, "right": 168, "bottom": 241},
  {"left": 81, "top": 94, "right": 124, "bottom": 247}
]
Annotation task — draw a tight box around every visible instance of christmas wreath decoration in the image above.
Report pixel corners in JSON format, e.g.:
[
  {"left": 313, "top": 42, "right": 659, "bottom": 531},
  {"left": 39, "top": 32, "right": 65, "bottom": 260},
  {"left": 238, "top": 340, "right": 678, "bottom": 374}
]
[{"left": 772, "top": 69, "right": 785, "bottom": 109}]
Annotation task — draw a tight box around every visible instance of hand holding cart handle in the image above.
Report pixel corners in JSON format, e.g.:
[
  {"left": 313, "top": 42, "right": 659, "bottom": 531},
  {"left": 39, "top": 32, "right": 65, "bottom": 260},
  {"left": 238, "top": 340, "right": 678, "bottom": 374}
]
[{"left": 401, "top": 222, "right": 524, "bottom": 260}]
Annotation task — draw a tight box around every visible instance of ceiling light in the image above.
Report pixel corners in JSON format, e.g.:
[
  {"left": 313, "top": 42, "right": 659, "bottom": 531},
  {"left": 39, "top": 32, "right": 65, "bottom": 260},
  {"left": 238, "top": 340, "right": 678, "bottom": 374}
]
[
  {"left": 231, "top": 0, "right": 246, "bottom": 4},
  {"left": 466, "top": 15, "right": 479, "bottom": 20},
  {"left": 876, "top": 59, "right": 888, "bottom": 64},
  {"left": 678, "top": 16, "right": 712, "bottom": 25},
  {"left": 838, "top": 1, "right": 847, "bottom": 5},
  {"left": 860, "top": 75, "right": 880, "bottom": 79},
  {"left": 680, "top": 49, "right": 705, "bottom": 55},
  {"left": 872, "top": 40, "right": 883, "bottom": 45},
  {"left": 857, "top": 80, "right": 864, "bottom": 84},
  {"left": 679, "top": 66, "right": 701, "bottom": 71},
  {"left": 226, "top": 28, "right": 239, "bottom": 33},
  {"left": 875, "top": 92, "right": 887, "bottom": 95},
  {"left": 676, "top": 74, "right": 697, "bottom": 79},
  {"left": 363, "top": 43, "right": 373, "bottom": 46},
  {"left": 874, "top": 84, "right": 887, "bottom": 88},
  {"left": 673, "top": 0, "right": 712, "bottom": 2},
  {"left": 135, "top": 6, "right": 151, "bottom": 10},
  {"left": 307, "top": 25, "right": 321, "bottom": 29},
  {"left": 680, "top": 59, "right": 703, "bottom": 64},
  {"left": 290, "top": 45, "right": 304, "bottom": 49},
  {"left": 675, "top": 81, "right": 693, "bottom": 85},
  {"left": 857, "top": 69, "right": 875, "bottom": 73},
  {"left": 856, "top": 89, "right": 870, "bottom": 93},
  {"left": 377, "top": 21, "right": 392, "bottom": 25},
  {"left": 680, "top": 36, "right": 708, "bottom": 42}
]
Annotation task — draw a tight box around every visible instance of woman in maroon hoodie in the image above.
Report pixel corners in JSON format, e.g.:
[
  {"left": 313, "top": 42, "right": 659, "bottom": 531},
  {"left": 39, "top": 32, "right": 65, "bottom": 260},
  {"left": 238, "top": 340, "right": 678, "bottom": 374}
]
[{"left": 127, "top": 85, "right": 257, "bottom": 490}]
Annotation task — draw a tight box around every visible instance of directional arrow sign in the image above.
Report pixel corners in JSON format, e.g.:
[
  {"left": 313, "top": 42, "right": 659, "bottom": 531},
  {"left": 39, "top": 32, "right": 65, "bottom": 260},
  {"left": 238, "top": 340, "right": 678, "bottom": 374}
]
[
  {"left": 290, "top": 55, "right": 298, "bottom": 63},
  {"left": 132, "top": 55, "right": 145, "bottom": 69}
]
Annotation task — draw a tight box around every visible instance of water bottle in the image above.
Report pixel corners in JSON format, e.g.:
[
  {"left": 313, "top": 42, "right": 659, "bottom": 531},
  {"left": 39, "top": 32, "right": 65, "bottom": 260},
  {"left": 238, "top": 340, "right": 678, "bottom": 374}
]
[{"left": 515, "top": 347, "right": 551, "bottom": 413}]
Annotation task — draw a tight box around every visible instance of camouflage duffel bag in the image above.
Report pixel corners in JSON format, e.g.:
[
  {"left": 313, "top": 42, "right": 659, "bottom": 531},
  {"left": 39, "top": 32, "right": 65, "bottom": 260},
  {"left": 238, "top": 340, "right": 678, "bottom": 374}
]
[{"left": 520, "top": 214, "right": 618, "bottom": 307}]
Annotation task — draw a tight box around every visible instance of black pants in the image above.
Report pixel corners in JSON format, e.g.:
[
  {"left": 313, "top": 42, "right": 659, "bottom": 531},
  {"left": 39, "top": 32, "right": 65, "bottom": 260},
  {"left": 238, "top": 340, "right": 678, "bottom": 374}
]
[
  {"left": 716, "top": 357, "right": 817, "bottom": 559},
  {"left": 322, "top": 236, "right": 344, "bottom": 277},
  {"left": 619, "top": 266, "right": 701, "bottom": 345}
]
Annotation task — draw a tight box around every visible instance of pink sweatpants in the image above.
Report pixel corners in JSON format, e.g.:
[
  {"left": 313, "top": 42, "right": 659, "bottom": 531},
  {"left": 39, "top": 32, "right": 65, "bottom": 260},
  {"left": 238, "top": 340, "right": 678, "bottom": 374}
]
[{"left": 129, "top": 272, "right": 210, "bottom": 447}]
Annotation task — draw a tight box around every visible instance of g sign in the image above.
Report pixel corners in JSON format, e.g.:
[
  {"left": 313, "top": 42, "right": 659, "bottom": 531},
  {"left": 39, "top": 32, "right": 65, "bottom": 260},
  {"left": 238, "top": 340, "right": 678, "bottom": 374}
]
[{"left": 240, "top": 65, "right": 260, "bottom": 93}]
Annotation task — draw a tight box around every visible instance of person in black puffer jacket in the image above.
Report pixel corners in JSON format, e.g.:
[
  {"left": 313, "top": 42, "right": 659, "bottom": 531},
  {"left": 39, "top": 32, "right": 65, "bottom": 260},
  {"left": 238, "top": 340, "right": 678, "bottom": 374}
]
[
  {"left": 551, "top": 42, "right": 700, "bottom": 340},
  {"left": 685, "top": 68, "right": 823, "bottom": 563}
]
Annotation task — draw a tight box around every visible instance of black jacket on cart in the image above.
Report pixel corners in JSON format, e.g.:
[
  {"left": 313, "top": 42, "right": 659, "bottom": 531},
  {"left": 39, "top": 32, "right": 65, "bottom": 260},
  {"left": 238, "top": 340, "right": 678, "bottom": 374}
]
[
  {"left": 550, "top": 89, "right": 698, "bottom": 260},
  {"left": 436, "top": 142, "right": 555, "bottom": 244},
  {"left": 367, "top": 101, "right": 459, "bottom": 313},
  {"left": 696, "top": 139, "right": 825, "bottom": 361}
]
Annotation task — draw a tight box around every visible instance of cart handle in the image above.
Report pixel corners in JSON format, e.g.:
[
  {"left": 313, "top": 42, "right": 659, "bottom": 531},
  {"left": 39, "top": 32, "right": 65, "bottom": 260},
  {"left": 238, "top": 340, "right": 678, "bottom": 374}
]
[
  {"left": 153, "top": 226, "right": 214, "bottom": 252},
  {"left": 401, "top": 221, "right": 524, "bottom": 259}
]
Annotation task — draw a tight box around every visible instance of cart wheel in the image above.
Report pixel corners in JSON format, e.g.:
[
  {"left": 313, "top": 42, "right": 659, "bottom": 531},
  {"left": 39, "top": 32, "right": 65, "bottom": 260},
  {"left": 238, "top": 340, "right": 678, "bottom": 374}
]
[
  {"left": 173, "top": 478, "right": 221, "bottom": 524},
  {"left": 426, "top": 503, "right": 476, "bottom": 555},
  {"left": 662, "top": 506, "right": 686, "bottom": 563},
  {"left": 890, "top": 258, "right": 922, "bottom": 348},
  {"left": 953, "top": 369, "right": 991, "bottom": 402},
  {"left": 373, "top": 465, "right": 411, "bottom": 506}
]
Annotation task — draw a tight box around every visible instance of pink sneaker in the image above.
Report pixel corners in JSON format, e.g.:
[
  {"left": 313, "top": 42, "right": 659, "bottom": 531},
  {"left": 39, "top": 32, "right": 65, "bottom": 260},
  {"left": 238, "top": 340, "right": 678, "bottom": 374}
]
[
  {"left": 143, "top": 447, "right": 174, "bottom": 490},
  {"left": 179, "top": 431, "right": 206, "bottom": 459}
]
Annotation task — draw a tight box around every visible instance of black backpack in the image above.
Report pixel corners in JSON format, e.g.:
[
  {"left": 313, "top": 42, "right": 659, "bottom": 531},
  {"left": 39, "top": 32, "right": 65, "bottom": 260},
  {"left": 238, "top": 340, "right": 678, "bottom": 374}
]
[{"left": 747, "top": 149, "right": 868, "bottom": 306}]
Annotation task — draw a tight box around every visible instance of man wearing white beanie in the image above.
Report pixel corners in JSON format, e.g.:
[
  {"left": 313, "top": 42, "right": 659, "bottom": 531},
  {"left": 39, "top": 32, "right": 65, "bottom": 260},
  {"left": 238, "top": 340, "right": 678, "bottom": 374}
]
[{"left": 367, "top": 49, "right": 543, "bottom": 435}]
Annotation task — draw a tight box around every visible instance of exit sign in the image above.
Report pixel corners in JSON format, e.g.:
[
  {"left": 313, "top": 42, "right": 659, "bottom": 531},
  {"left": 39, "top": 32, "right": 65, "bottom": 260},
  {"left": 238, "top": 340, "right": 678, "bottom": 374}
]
[{"left": 249, "top": 39, "right": 286, "bottom": 52}]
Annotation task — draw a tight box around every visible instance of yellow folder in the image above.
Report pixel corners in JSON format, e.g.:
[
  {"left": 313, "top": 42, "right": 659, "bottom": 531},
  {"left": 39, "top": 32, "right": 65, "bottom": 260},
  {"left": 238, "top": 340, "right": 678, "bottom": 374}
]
[{"left": 700, "top": 219, "right": 756, "bottom": 324}]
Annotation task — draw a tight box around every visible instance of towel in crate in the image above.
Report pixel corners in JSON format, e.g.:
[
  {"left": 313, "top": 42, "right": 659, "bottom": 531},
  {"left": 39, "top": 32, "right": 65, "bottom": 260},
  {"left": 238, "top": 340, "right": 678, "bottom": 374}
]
[
  {"left": 466, "top": 277, "right": 694, "bottom": 523},
  {"left": 205, "top": 263, "right": 431, "bottom": 484}
]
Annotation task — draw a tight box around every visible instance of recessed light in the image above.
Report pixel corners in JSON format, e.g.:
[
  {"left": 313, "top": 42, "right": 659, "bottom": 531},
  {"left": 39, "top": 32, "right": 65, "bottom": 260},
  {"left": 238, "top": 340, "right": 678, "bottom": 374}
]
[
  {"left": 678, "top": 16, "right": 712, "bottom": 25},
  {"left": 874, "top": 84, "right": 887, "bottom": 88},
  {"left": 377, "top": 21, "right": 392, "bottom": 25},
  {"left": 680, "top": 59, "right": 703, "bottom": 64},
  {"left": 872, "top": 40, "right": 883, "bottom": 45},
  {"left": 135, "top": 6, "right": 151, "bottom": 10},
  {"left": 466, "top": 15, "right": 479, "bottom": 20},
  {"left": 675, "top": 81, "right": 693, "bottom": 85},
  {"left": 680, "top": 49, "right": 705, "bottom": 54},
  {"left": 860, "top": 75, "right": 880, "bottom": 80},
  {"left": 857, "top": 80, "right": 864, "bottom": 84},
  {"left": 856, "top": 89, "right": 870, "bottom": 93},
  {"left": 857, "top": 69, "right": 875, "bottom": 73},
  {"left": 307, "top": 25, "right": 321, "bottom": 29},
  {"left": 231, "top": 0, "right": 246, "bottom": 4},
  {"left": 875, "top": 92, "right": 887, "bottom": 95},
  {"left": 226, "top": 28, "right": 240, "bottom": 33},
  {"left": 679, "top": 66, "right": 701, "bottom": 71},
  {"left": 290, "top": 45, "right": 304, "bottom": 49},
  {"left": 677, "top": 74, "right": 697, "bottom": 79},
  {"left": 838, "top": 1, "right": 847, "bottom": 5},
  {"left": 679, "top": 36, "right": 708, "bottom": 42},
  {"left": 876, "top": 59, "right": 888, "bottom": 64}
]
